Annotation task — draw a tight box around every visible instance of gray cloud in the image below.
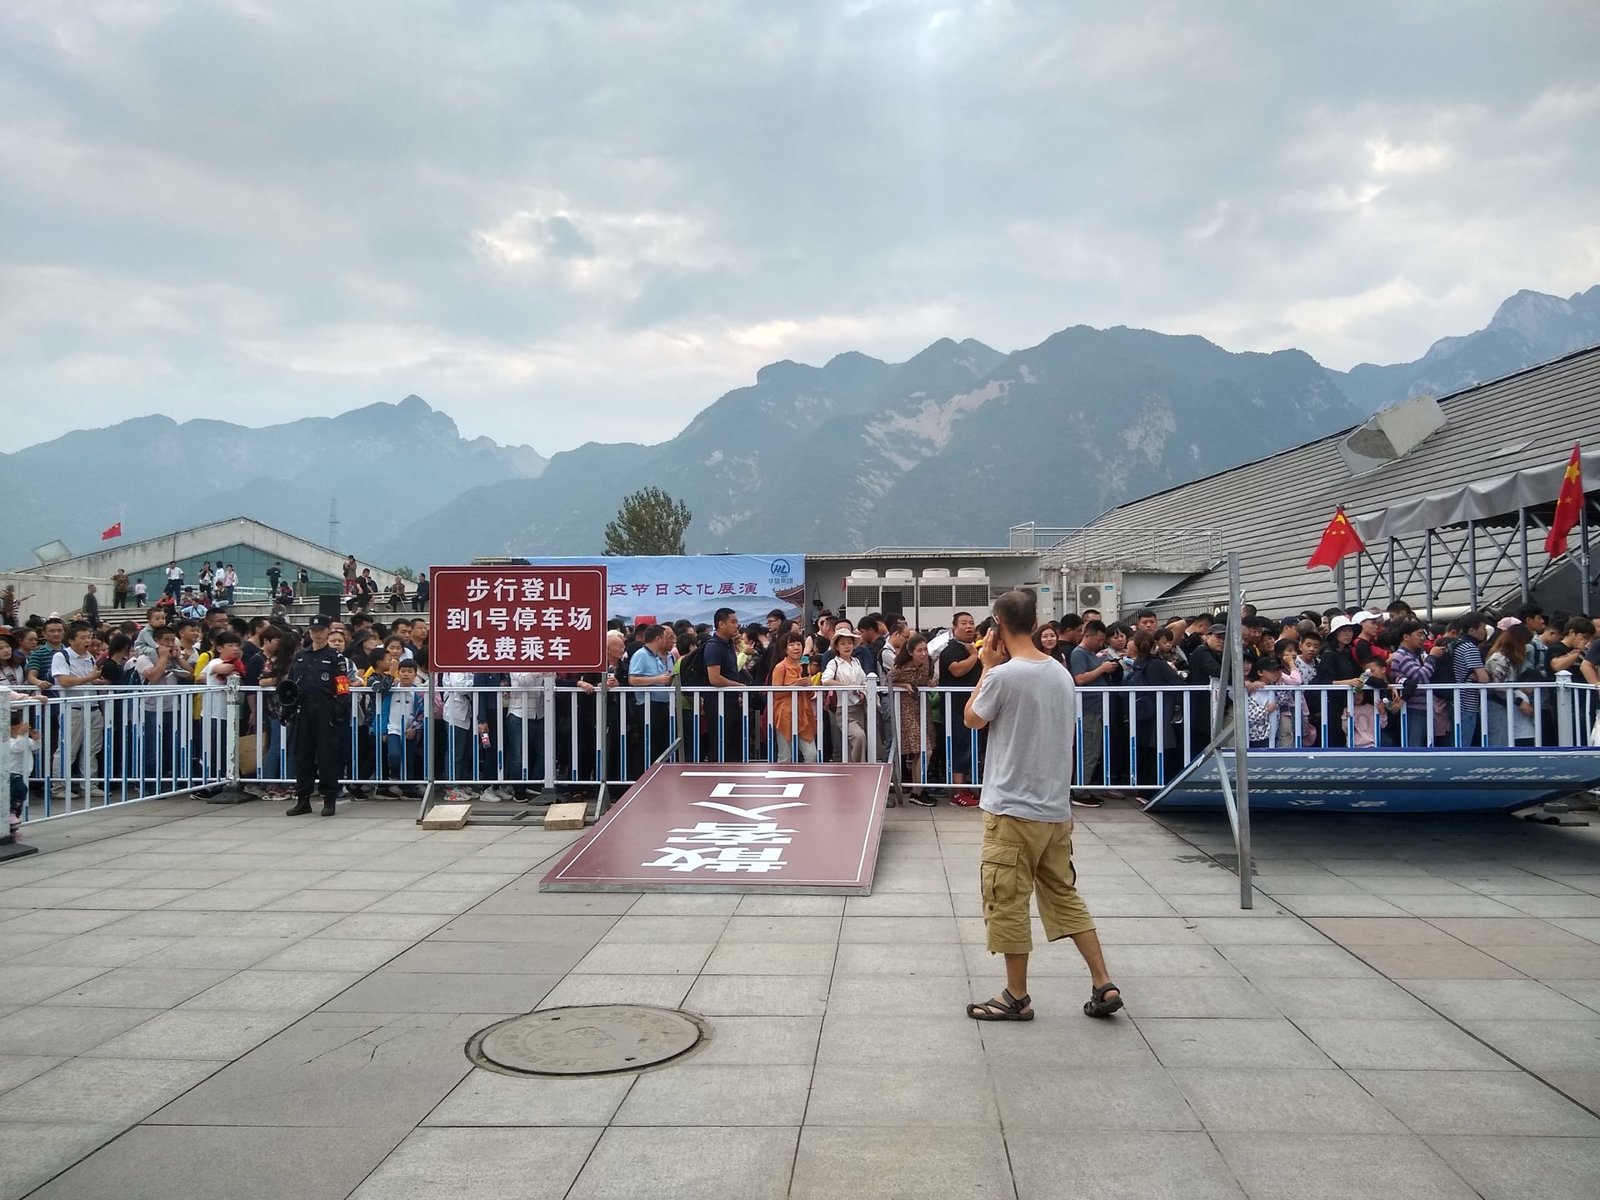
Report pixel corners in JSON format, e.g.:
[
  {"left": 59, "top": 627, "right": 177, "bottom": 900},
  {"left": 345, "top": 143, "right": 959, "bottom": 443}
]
[{"left": 2, "top": 0, "right": 1596, "bottom": 454}]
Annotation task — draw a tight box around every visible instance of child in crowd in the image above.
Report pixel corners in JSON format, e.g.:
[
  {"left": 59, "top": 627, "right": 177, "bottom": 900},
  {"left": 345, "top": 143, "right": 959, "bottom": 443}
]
[
  {"left": 132, "top": 578, "right": 148, "bottom": 606},
  {"left": 381, "top": 659, "right": 425, "bottom": 795},
  {"left": 8, "top": 707, "right": 39, "bottom": 840}
]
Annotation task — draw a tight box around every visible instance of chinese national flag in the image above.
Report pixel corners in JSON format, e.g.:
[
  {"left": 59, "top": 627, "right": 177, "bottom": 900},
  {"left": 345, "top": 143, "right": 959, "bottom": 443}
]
[
  {"left": 1544, "top": 443, "right": 1584, "bottom": 558},
  {"left": 1306, "top": 506, "right": 1364, "bottom": 570},
  {"left": 100, "top": 521, "right": 122, "bottom": 541}
]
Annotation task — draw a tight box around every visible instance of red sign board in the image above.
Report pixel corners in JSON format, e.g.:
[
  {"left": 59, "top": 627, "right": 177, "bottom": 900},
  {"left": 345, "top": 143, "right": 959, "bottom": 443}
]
[
  {"left": 429, "top": 565, "right": 607, "bottom": 672},
  {"left": 541, "top": 763, "right": 890, "bottom": 894}
]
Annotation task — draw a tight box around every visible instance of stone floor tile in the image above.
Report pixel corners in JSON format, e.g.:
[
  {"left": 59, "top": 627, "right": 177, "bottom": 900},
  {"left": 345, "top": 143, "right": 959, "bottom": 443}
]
[
  {"left": 135, "top": 936, "right": 293, "bottom": 970},
  {"left": 1542, "top": 1071, "right": 1600, "bottom": 1110},
  {"left": 1403, "top": 978, "right": 1597, "bottom": 1021},
  {"left": 1189, "top": 918, "right": 1328, "bottom": 945},
  {"left": 426, "top": 913, "right": 619, "bottom": 943},
  {"left": 1392, "top": 894, "right": 1528, "bottom": 918},
  {"left": 1090, "top": 917, "right": 1208, "bottom": 944},
  {"left": 702, "top": 941, "right": 837, "bottom": 975},
  {"left": 1078, "top": 892, "right": 1181, "bottom": 916},
  {"left": 257, "top": 888, "right": 392, "bottom": 912},
  {"left": 1347, "top": 940, "right": 1528, "bottom": 980},
  {"left": 38, "top": 965, "right": 234, "bottom": 1009},
  {"left": 1504, "top": 894, "right": 1600, "bottom": 918},
  {"left": 316, "top": 911, "right": 454, "bottom": 940},
  {"left": 470, "top": 888, "right": 639, "bottom": 917},
  {"left": 1425, "top": 1135, "right": 1600, "bottom": 1200},
  {"left": 385, "top": 939, "right": 592, "bottom": 976},
  {"left": 424, "top": 1068, "right": 635, "bottom": 1126},
  {"left": 791, "top": 1126, "right": 1014, "bottom": 1200},
  {"left": 1172, "top": 1067, "right": 1403, "bottom": 1133},
  {"left": 1121, "top": 976, "right": 1282, "bottom": 1018},
  {"left": 0, "top": 1004, "right": 163, "bottom": 1056},
  {"left": 1213, "top": 1132, "right": 1480, "bottom": 1200},
  {"left": 1249, "top": 976, "right": 1436, "bottom": 1020},
  {"left": 1549, "top": 917, "right": 1600, "bottom": 942},
  {"left": 1218, "top": 944, "right": 1377, "bottom": 978},
  {"left": 1457, "top": 1017, "right": 1600, "bottom": 1072},
  {"left": 839, "top": 915, "right": 960, "bottom": 943},
  {"left": 571, "top": 940, "right": 713, "bottom": 975},
  {"left": 1074, "top": 943, "right": 1239, "bottom": 978},
  {"left": 1297, "top": 1018, "right": 1516, "bottom": 1071},
  {"left": 1306, "top": 917, "right": 1460, "bottom": 945},
  {"left": 975, "top": 1007, "right": 1160, "bottom": 1067},
  {"left": 615, "top": 1062, "right": 812, "bottom": 1125},
  {"left": 0, "top": 965, "right": 110, "bottom": 1006},
  {"left": 836, "top": 941, "right": 967, "bottom": 977},
  {"left": 626, "top": 893, "right": 742, "bottom": 914},
  {"left": 538, "top": 973, "right": 693, "bottom": 1010},
  {"left": 601, "top": 914, "right": 734, "bottom": 943},
  {"left": 993, "top": 1064, "right": 1201, "bottom": 1130},
  {"left": 1428, "top": 916, "right": 1592, "bottom": 947},
  {"left": 1273, "top": 894, "right": 1410, "bottom": 917},
  {"left": 26, "top": 1124, "right": 411, "bottom": 1200},
  {"left": 1138, "top": 1017, "right": 1335, "bottom": 1069},
  {"left": 687, "top": 1014, "right": 820, "bottom": 1065},
  {"left": 252, "top": 937, "right": 412, "bottom": 972},
  {"left": 734, "top": 894, "right": 846, "bottom": 916},
  {"left": 0, "top": 1056, "right": 225, "bottom": 1124},
  {"left": 1352, "top": 1069, "right": 1600, "bottom": 1135},
  {"left": 83, "top": 1008, "right": 304, "bottom": 1060},
  {"left": 1481, "top": 944, "right": 1600, "bottom": 978},
  {"left": 0, "top": 1054, "right": 64, "bottom": 1094},
  {"left": 1161, "top": 893, "right": 1288, "bottom": 917},
  {"left": 178, "top": 969, "right": 363, "bottom": 1012},
  {"left": 361, "top": 890, "right": 489, "bottom": 915},
  {"left": 806, "top": 1062, "right": 998, "bottom": 1126},
  {"left": 683, "top": 973, "right": 830, "bottom": 1016},
  {"left": 1549, "top": 978, "right": 1600, "bottom": 1012},
  {"left": 842, "top": 891, "right": 954, "bottom": 917},
  {"left": 0, "top": 1123, "right": 122, "bottom": 1200},
  {"left": 569, "top": 1126, "right": 795, "bottom": 1200},
  {"left": 320, "top": 970, "right": 557, "bottom": 1013},
  {"left": 0, "top": 908, "right": 127, "bottom": 935},
  {"left": 818, "top": 1013, "right": 983, "bottom": 1065},
  {"left": 351, "top": 1126, "right": 601, "bottom": 1200},
  {"left": 1021, "top": 1130, "right": 1247, "bottom": 1198},
  {"left": 150, "top": 1011, "right": 485, "bottom": 1129}
]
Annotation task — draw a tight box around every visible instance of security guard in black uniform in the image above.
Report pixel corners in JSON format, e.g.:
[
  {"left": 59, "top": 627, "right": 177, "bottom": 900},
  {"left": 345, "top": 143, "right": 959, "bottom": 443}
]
[{"left": 282, "top": 613, "right": 355, "bottom": 817}]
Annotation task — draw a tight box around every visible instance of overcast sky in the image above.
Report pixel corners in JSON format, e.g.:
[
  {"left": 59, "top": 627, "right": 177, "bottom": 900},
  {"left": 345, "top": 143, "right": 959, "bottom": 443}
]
[{"left": 3, "top": 0, "right": 1597, "bottom": 456}]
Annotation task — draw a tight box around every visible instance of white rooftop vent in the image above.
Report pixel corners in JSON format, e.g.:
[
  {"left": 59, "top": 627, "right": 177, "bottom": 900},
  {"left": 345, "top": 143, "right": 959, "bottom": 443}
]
[{"left": 1338, "top": 394, "right": 1446, "bottom": 477}]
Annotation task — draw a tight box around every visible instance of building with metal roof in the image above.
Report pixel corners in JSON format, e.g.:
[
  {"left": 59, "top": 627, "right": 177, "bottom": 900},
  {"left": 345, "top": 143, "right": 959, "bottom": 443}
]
[{"left": 1053, "top": 345, "right": 1600, "bottom": 621}]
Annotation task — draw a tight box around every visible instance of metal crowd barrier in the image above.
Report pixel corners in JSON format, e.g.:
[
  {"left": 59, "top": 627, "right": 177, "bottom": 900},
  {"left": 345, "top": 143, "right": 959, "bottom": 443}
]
[{"left": 5, "top": 672, "right": 1592, "bottom": 829}]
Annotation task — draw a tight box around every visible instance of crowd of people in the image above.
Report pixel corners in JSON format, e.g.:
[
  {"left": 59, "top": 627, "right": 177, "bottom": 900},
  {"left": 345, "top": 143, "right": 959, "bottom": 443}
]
[{"left": 3, "top": 573, "right": 1598, "bottom": 835}]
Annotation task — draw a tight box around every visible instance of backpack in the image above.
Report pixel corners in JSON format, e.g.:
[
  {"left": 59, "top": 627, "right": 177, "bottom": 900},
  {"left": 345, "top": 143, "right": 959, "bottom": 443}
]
[{"left": 677, "top": 645, "right": 709, "bottom": 690}]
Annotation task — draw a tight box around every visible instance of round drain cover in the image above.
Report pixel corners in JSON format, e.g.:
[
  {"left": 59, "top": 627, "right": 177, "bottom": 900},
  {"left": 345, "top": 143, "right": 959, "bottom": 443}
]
[{"left": 470, "top": 1005, "right": 704, "bottom": 1077}]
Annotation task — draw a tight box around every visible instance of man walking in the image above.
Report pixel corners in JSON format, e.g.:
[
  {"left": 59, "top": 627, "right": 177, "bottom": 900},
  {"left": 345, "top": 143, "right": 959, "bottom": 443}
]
[{"left": 963, "top": 589, "right": 1122, "bottom": 1022}]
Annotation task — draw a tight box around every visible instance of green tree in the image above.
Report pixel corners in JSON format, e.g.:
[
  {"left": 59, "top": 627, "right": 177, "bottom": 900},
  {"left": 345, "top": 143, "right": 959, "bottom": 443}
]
[
  {"left": 604, "top": 487, "right": 692, "bottom": 556},
  {"left": 392, "top": 565, "right": 417, "bottom": 582}
]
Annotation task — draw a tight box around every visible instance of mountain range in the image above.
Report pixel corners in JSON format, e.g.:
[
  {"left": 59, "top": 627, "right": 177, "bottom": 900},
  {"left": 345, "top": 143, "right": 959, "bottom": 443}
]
[{"left": 3, "top": 285, "right": 1596, "bottom": 571}]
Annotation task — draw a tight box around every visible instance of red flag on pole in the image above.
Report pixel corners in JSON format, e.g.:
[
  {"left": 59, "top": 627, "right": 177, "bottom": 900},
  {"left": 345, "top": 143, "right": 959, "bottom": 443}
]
[
  {"left": 1306, "top": 506, "right": 1364, "bottom": 570},
  {"left": 100, "top": 522, "right": 122, "bottom": 541},
  {"left": 1544, "top": 443, "right": 1584, "bottom": 558}
]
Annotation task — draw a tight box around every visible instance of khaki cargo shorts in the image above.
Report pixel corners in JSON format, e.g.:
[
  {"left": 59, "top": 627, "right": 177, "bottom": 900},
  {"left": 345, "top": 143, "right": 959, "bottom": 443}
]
[{"left": 979, "top": 810, "right": 1095, "bottom": 955}]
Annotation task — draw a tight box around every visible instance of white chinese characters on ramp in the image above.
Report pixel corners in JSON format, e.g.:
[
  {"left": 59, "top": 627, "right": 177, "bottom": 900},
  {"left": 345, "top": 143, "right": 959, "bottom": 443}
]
[{"left": 540, "top": 765, "right": 890, "bottom": 894}]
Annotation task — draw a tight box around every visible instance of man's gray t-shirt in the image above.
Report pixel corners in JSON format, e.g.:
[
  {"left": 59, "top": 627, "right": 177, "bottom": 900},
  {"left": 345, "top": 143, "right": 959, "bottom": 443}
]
[{"left": 970, "top": 656, "right": 1076, "bottom": 823}]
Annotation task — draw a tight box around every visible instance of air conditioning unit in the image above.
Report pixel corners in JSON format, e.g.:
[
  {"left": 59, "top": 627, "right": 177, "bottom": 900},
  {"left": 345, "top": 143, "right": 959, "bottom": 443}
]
[{"left": 1077, "top": 581, "right": 1116, "bottom": 612}]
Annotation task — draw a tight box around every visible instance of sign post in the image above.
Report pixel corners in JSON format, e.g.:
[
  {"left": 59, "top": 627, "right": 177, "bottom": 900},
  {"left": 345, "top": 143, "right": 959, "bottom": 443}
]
[{"left": 419, "top": 566, "right": 607, "bottom": 822}]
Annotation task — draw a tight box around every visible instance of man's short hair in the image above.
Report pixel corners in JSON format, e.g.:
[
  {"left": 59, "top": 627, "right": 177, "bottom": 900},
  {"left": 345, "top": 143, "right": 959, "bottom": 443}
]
[
  {"left": 65, "top": 620, "right": 91, "bottom": 639},
  {"left": 766, "top": 609, "right": 785, "bottom": 622},
  {"left": 1395, "top": 619, "right": 1426, "bottom": 639},
  {"left": 1517, "top": 604, "right": 1545, "bottom": 621},
  {"left": 1058, "top": 612, "right": 1083, "bottom": 632},
  {"left": 992, "top": 590, "right": 1037, "bottom": 636},
  {"left": 857, "top": 614, "right": 884, "bottom": 635},
  {"left": 1565, "top": 616, "right": 1596, "bottom": 637},
  {"left": 951, "top": 611, "right": 973, "bottom": 626},
  {"left": 1135, "top": 609, "right": 1158, "bottom": 622},
  {"left": 713, "top": 607, "right": 736, "bottom": 626},
  {"left": 1081, "top": 619, "right": 1107, "bottom": 636}
]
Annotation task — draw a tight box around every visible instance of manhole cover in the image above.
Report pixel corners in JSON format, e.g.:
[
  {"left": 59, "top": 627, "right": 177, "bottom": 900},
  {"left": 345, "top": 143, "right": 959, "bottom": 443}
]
[{"left": 469, "top": 1005, "right": 705, "bottom": 1077}]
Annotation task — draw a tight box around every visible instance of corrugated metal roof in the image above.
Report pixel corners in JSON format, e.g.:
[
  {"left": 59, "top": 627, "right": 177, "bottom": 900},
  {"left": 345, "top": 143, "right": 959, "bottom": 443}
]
[{"left": 1074, "top": 344, "right": 1600, "bottom": 615}]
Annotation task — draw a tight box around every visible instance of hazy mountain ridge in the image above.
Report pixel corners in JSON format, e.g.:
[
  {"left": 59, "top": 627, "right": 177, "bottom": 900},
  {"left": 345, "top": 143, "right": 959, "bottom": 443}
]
[
  {"left": 0, "top": 397, "right": 546, "bottom": 570},
  {"left": 7, "top": 287, "right": 1595, "bottom": 571}
]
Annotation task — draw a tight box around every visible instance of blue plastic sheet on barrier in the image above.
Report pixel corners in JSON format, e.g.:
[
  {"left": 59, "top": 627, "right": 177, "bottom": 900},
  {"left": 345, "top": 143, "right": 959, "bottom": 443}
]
[
  {"left": 512, "top": 554, "right": 805, "bottom": 625},
  {"left": 1147, "top": 748, "right": 1600, "bottom": 814}
]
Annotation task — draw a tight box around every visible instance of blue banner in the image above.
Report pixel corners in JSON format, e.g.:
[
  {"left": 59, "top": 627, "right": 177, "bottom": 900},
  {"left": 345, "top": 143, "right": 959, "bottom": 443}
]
[{"left": 516, "top": 554, "right": 806, "bottom": 626}]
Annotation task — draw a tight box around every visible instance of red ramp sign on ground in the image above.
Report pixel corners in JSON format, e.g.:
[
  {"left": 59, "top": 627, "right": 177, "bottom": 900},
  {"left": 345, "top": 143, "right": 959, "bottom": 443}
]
[{"left": 541, "top": 764, "right": 890, "bottom": 894}]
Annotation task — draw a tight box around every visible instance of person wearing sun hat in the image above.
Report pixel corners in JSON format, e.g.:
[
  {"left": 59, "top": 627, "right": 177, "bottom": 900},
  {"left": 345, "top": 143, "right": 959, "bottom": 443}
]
[{"left": 822, "top": 623, "right": 868, "bottom": 761}]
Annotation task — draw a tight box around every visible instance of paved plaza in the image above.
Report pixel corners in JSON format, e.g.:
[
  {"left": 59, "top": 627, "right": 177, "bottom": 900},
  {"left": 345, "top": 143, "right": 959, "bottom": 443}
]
[{"left": 1, "top": 796, "right": 1598, "bottom": 1199}]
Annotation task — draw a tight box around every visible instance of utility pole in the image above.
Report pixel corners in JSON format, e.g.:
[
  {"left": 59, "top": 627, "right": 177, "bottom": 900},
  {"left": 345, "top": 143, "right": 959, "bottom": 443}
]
[{"left": 328, "top": 497, "right": 340, "bottom": 551}]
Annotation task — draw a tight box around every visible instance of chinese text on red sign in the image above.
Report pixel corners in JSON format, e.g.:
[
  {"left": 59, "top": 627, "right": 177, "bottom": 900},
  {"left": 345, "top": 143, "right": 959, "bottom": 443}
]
[{"left": 429, "top": 566, "right": 607, "bottom": 672}]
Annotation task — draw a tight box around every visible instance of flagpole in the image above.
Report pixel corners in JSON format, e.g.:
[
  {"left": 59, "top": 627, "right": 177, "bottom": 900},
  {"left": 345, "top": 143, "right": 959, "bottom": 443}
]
[{"left": 1580, "top": 487, "right": 1592, "bottom": 613}]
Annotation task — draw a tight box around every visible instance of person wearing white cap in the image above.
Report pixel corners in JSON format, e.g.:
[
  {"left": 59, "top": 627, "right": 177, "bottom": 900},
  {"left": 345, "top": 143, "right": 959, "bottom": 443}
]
[{"left": 821, "top": 624, "right": 868, "bottom": 762}]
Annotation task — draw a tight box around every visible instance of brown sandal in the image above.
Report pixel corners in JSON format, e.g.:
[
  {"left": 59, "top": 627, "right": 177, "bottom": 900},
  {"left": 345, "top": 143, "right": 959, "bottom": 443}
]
[{"left": 966, "top": 988, "right": 1034, "bottom": 1021}]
